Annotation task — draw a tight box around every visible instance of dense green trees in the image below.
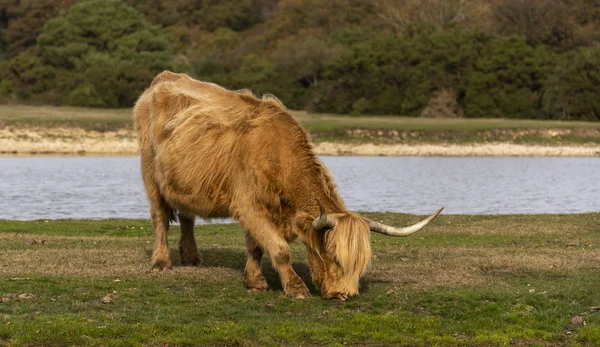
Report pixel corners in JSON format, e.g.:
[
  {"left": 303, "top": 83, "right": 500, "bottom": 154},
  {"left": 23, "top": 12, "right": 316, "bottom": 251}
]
[
  {"left": 463, "top": 36, "right": 556, "bottom": 119},
  {"left": 1, "top": 0, "right": 173, "bottom": 107},
  {"left": 543, "top": 46, "right": 600, "bottom": 121},
  {"left": 1, "top": 0, "right": 600, "bottom": 120},
  {"left": 319, "top": 30, "right": 487, "bottom": 115}
]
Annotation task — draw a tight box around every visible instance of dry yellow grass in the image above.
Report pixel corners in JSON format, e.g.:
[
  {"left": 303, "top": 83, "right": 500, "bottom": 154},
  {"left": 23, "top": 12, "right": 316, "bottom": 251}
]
[
  {"left": 369, "top": 246, "right": 599, "bottom": 290},
  {"left": 0, "top": 233, "right": 239, "bottom": 281}
]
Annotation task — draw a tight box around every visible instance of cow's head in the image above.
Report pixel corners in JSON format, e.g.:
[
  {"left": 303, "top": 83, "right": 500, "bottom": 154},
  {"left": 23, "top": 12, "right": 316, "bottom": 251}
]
[{"left": 299, "top": 200, "right": 443, "bottom": 301}]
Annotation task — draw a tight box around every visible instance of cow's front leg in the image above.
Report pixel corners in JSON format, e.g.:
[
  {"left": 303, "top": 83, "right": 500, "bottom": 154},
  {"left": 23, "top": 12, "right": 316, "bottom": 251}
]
[
  {"left": 240, "top": 214, "right": 310, "bottom": 298},
  {"left": 244, "top": 231, "right": 268, "bottom": 291},
  {"left": 269, "top": 241, "right": 310, "bottom": 298}
]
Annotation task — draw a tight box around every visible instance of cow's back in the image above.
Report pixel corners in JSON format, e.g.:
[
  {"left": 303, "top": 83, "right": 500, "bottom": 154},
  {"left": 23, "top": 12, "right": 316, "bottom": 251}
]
[{"left": 133, "top": 71, "right": 310, "bottom": 219}]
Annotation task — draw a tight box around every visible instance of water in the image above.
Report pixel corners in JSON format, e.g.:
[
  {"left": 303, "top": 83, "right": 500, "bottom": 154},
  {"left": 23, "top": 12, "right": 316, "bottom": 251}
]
[{"left": 0, "top": 156, "right": 598, "bottom": 220}]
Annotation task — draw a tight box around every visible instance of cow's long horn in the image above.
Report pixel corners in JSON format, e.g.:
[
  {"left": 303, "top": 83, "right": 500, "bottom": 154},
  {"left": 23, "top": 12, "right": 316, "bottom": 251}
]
[
  {"left": 312, "top": 198, "right": 336, "bottom": 230},
  {"left": 369, "top": 207, "right": 444, "bottom": 236}
]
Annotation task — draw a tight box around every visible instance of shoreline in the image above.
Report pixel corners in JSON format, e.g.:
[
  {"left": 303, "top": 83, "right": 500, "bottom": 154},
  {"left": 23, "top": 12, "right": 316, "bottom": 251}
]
[
  {"left": 1, "top": 127, "right": 599, "bottom": 157},
  {"left": 313, "top": 142, "right": 600, "bottom": 157}
]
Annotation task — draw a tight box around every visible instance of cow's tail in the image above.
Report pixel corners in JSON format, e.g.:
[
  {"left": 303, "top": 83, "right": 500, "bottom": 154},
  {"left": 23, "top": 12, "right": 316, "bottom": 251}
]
[{"left": 169, "top": 208, "right": 178, "bottom": 223}]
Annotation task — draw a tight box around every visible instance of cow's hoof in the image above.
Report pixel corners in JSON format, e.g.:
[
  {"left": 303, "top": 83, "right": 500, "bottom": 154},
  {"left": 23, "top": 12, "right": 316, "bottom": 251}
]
[
  {"left": 152, "top": 259, "right": 173, "bottom": 271},
  {"left": 181, "top": 255, "right": 200, "bottom": 267},
  {"left": 322, "top": 291, "right": 354, "bottom": 302},
  {"left": 284, "top": 283, "right": 311, "bottom": 299},
  {"left": 244, "top": 274, "right": 269, "bottom": 291},
  {"left": 291, "top": 292, "right": 311, "bottom": 299},
  {"left": 332, "top": 293, "right": 349, "bottom": 302}
]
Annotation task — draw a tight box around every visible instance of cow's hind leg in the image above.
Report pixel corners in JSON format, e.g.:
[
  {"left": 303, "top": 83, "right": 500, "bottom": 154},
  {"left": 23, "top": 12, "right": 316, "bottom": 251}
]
[
  {"left": 149, "top": 196, "right": 174, "bottom": 270},
  {"left": 239, "top": 214, "right": 310, "bottom": 298},
  {"left": 142, "top": 166, "right": 174, "bottom": 270},
  {"left": 179, "top": 214, "right": 200, "bottom": 266},
  {"left": 244, "top": 231, "right": 268, "bottom": 291}
]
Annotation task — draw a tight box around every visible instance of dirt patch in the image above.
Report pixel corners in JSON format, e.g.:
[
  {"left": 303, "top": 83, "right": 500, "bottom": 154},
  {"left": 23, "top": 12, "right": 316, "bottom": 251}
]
[
  {"left": 368, "top": 246, "right": 598, "bottom": 290},
  {"left": 0, "top": 234, "right": 239, "bottom": 281}
]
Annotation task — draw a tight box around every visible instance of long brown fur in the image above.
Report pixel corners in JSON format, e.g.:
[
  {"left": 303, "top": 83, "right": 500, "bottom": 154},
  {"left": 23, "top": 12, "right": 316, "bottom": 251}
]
[{"left": 134, "top": 71, "right": 371, "bottom": 299}]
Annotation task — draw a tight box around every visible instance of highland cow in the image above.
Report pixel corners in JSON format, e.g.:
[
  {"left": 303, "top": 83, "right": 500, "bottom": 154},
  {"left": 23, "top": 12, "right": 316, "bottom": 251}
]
[{"left": 134, "top": 71, "right": 443, "bottom": 300}]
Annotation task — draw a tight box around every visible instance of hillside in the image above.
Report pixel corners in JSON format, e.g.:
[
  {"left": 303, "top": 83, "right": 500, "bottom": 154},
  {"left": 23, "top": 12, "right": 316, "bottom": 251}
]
[{"left": 1, "top": 0, "right": 600, "bottom": 120}]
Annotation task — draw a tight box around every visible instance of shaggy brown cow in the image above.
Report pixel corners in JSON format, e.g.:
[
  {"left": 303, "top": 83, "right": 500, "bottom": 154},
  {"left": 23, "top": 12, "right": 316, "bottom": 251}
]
[{"left": 134, "top": 71, "right": 443, "bottom": 301}]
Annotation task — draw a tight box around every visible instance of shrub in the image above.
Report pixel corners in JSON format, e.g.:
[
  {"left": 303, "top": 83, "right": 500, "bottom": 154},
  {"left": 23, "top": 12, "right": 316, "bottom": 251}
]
[
  {"left": 462, "top": 36, "right": 556, "bottom": 119},
  {"left": 230, "top": 54, "right": 277, "bottom": 96},
  {"left": 542, "top": 46, "right": 600, "bottom": 121},
  {"left": 67, "top": 83, "right": 105, "bottom": 107},
  {"left": 6, "top": 47, "right": 57, "bottom": 100}
]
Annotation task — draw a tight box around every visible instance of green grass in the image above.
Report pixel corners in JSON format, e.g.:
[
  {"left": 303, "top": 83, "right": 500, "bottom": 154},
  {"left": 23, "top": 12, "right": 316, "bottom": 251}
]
[
  {"left": 295, "top": 112, "right": 600, "bottom": 132},
  {"left": 1, "top": 214, "right": 599, "bottom": 346},
  {"left": 0, "top": 105, "right": 133, "bottom": 131}
]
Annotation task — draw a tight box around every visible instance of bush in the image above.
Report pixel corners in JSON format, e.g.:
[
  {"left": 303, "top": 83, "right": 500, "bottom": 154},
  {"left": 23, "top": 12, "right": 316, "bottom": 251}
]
[
  {"left": 542, "top": 46, "right": 600, "bottom": 121},
  {"left": 230, "top": 54, "right": 277, "bottom": 96},
  {"left": 462, "top": 36, "right": 556, "bottom": 119},
  {"left": 7, "top": 47, "right": 57, "bottom": 100},
  {"left": 67, "top": 83, "right": 105, "bottom": 107}
]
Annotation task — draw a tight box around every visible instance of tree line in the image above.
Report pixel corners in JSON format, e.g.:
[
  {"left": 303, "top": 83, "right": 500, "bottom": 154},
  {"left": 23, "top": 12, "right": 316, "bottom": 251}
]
[{"left": 1, "top": 0, "right": 599, "bottom": 120}]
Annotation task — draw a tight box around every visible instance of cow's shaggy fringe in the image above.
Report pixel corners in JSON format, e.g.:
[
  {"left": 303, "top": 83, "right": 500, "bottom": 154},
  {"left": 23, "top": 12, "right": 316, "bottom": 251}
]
[{"left": 326, "top": 214, "right": 371, "bottom": 287}]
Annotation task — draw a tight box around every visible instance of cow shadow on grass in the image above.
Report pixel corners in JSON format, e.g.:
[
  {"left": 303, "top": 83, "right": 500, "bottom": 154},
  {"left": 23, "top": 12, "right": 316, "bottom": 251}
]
[
  {"left": 160, "top": 247, "right": 319, "bottom": 294},
  {"left": 146, "top": 247, "right": 370, "bottom": 295}
]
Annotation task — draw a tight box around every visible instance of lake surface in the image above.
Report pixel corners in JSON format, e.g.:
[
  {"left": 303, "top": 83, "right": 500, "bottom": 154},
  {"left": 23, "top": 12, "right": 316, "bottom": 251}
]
[{"left": 0, "top": 156, "right": 598, "bottom": 220}]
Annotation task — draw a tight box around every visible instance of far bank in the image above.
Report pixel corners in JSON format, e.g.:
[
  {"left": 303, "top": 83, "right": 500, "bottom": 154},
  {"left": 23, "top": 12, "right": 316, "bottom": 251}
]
[
  {"left": 0, "top": 105, "right": 599, "bottom": 157},
  {"left": 1, "top": 126, "right": 599, "bottom": 157}
]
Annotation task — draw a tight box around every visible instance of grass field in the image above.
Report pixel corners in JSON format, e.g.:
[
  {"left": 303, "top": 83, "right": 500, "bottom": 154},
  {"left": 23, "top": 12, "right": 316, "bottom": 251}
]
[
  {"left": 1, "top": 214, "right": 599, "bottom": 346},
  {"left": 295, "top": 112, "right": 600, "bottom": 132},
  {"left": 0, "top": 105, "right": 132, "bottom": 132}
]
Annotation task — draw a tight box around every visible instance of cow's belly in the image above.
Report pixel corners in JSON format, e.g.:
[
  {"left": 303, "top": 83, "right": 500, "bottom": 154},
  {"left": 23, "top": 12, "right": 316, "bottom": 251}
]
[
  {"left": 159, "top": 181, "right": 233, "bottom": 219},
  {"left": 151, "top": 124, "right": 251, "bottom": 219},
  {"left": 168, "top": 193, "right": 231, "bottom": 219},
  {"left": 153, "top": 155, "right": 233, "bottom": 219}
]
